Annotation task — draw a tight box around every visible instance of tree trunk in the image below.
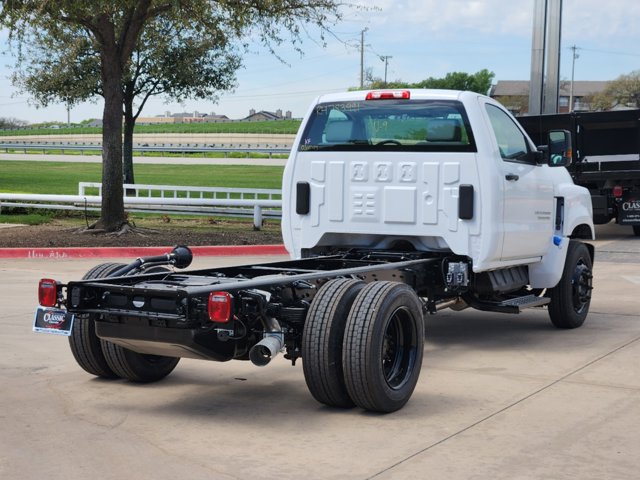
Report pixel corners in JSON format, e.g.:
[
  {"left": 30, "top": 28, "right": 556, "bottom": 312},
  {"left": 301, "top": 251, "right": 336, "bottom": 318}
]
[
  {"left": 97, "top": 52, "right": 126, "bottom": 232},
  {"left": 123, "top": 100, "right": 136, "bottom": 188}
]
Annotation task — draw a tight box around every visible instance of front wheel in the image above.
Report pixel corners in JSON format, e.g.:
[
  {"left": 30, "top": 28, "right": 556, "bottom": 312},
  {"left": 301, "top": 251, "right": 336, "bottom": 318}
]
[
  {"left": 343, "top": 281, "right": 424, "bottom": 413},
  {"left": 548, "top": 240, "right": 594, "bottom": 329}
]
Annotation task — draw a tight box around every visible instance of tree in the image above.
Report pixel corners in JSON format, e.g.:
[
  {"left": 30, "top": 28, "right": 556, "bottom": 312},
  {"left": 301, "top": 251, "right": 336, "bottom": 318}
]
[
  {"left": 582, "top": 91, "right": 615, "bottom": 112},
  {"left": 0, "top": 117, "right": 28, "bottom": 129},
  {"left": 120, "top": 19, "right": 240, "bottom": 185},
  {"left": 602, "top": 70, "right": 640, "bottom": 109},
  {"left": 1, "top": 0, "right": 344, "bottom": 233},
  {"left": 495, "top": 95, "right": 529, "bottom": 114},
  {"left": 414, "top": 70, "right": 495, "bottom": 94},
  {"left": 359, "top": 69, "right": 495, "bottom": 95},
  {"left": 12, "top": 18, "right": 240, "bottom": 186}
]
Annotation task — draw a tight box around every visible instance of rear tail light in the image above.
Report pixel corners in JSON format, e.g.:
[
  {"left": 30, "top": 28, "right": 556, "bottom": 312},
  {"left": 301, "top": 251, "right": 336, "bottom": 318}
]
[
  {"left": 208, "top": 291, "right": 232, "bottom": 323},
  {"left": 613, "top": 185, "right": 624, "bottom": 198},
  {"left": 38, "top": 278, "right": 59, "bottom": 307},
  {"left": 366, "top": 90, "right": 410, "bottom": 100}
]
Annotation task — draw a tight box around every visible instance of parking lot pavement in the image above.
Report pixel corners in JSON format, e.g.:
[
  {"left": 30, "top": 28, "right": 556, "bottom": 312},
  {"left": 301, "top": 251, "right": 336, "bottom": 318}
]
[{"left": 1, "top": 227, "right": 639, "bottom": 480}]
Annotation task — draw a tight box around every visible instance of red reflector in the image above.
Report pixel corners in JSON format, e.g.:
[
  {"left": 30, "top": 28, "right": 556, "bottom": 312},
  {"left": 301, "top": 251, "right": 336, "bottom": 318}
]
[
  {"left": 366, "top": 90, "right": 410, "bottom": 100},
  {"left": 613, "top": 185, "right": 624, "bottom": 198},
  {"left": 38, "top": 278, "right": 58, "bottom": 307},
  {"left": 208, "top": 291, "right": 232, "bottom": 323}
]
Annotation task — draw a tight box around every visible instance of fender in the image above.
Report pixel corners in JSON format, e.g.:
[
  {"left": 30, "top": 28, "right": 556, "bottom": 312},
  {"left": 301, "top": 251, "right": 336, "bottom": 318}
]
[{"left": 557, "top": 182, "right": 595, "bottom": 240}]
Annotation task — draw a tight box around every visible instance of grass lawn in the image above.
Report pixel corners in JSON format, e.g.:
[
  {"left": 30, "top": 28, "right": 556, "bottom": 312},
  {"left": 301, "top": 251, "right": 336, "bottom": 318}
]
[
  {"left": 0, "top": 212, "right": 53, "bottom": 225},
  {"left": 0, "top": 119, "right": 301, "bottom": 137},
  {"left": 0, "top": 160, "right": 285, "bottom": 195}
]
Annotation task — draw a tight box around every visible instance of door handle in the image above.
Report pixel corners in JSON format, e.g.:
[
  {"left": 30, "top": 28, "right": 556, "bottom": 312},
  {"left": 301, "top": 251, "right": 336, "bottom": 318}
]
[{"left": 505, "top": 174, "right": 519, "bottom": 181}]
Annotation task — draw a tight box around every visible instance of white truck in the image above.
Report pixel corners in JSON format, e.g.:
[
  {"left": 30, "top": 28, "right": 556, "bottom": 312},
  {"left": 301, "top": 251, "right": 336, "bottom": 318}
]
[{"left": 35, "top": 89, "right": 594, "bottom": 413}]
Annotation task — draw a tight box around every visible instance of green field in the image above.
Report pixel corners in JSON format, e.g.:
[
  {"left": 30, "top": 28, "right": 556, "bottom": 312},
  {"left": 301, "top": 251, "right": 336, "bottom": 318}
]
[
  {"left": 0, "top": 160, "right": 284, "bottom": 195},
  {"left": 0, "top": 119, "right": 302, "bottom": 137}
]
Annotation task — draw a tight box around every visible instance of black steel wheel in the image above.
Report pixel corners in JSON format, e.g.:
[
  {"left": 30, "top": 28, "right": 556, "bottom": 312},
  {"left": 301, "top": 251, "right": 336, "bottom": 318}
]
[
  {"left": 343, "top": 281, "right": 424, "bottom": 413},
  {"left": 548, "top": 240, "right": 594, "bottom": 329},
  {"left": 100, "top": 341, "right": 179, "bottom": 383},
  {"left": 68, "top": 263, "right": 126, "bottom": 378},
  {"left": 302, "top": 278, "right": 365, "bottom": 408}
]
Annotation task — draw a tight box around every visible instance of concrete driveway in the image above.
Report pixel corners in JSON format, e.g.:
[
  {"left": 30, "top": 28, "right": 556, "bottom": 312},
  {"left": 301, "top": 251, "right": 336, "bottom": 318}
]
[{"left": 1, "top": 225, "right": 639, "bottom": 479}]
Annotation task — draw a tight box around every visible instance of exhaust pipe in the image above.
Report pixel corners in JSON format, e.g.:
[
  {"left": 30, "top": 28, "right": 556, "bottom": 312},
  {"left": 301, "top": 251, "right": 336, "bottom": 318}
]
[
  {"left": 249, "top": 316, "right": 284, "bottom": 367},
  {"left": 249, "top": 333, "right": 284, "bottom": 367}
]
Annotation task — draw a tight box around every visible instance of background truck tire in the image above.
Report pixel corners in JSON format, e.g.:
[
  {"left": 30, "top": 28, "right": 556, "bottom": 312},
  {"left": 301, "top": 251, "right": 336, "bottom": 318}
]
[
  {"left": 100, "top": 341, "right": 180, "bottom": 382},
  {"left": 96, "top": 265, "right": 178, "bottom": 382},
  {"left": 633, "top": 225, "right": 640, "bottom": 237},
  {"left": 548, "top": 240, "right": 593, "bottom": 329},
  {"left": 302, "top": 278, "right": 365, "bottom": 408},
  {"left": 343, "top": 281, "right": 424, "bottom": 413},
  {"left": 68, "top": 263, "right": 125, "bottom": 379}
]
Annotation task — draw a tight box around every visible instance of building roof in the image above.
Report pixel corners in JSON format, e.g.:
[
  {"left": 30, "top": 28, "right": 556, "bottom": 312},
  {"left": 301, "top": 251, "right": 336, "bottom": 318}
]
[
  {"left": 491, "top": 80, "right": 610, "bottom": 97},
  {"left": 244, "top": 111, "right": 281, "bottom": 121}
]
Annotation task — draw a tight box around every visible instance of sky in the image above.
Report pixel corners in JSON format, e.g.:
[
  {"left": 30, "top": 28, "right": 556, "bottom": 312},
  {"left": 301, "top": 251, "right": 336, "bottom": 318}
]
[{"left": 1, "top": 0, "right": 640, "bottom": 124}]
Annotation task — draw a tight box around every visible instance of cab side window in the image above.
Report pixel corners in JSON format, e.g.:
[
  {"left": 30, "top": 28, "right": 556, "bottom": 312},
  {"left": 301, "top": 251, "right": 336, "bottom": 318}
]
[{"left": 485, "top": 104, "right": 531, "bottom": 163}]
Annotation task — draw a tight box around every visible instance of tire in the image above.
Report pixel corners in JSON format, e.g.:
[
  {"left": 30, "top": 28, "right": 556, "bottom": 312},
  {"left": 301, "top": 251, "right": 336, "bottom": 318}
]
[
  {"left": 633, "top": 225, "right": 640, "bottom": 237},
  {"left": 99, "top": 264, "right": 179, "bottom": 383},
  {"left": 343, "top": 282, "right": 424, "bottom": 413},
  {"left": 100, "top": 341, "right": 179, "bottom": 383},
  {"left": 548, "top": 240, "right": 594, "bottom": 329},
  {"left": 302, "top": 278, "right": 365, "bottom": 408},
  {"left": 68, "top": 263, "right": 126, "bottom": 378}
]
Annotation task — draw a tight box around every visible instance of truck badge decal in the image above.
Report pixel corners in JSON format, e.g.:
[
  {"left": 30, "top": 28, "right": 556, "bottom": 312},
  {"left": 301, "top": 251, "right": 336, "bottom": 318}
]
[
  {"left": 400, "top": 163, "right": 416, "bottom": 182},
  {"left": 351, "top": 162, "right": 367, "bottom": 182},
  {"left": 375, "top": 163, "right": 391, "bottom": 182}
]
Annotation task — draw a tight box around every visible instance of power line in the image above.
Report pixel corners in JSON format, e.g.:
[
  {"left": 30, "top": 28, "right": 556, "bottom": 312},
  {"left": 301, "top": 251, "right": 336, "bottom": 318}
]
[{"left": 579, "top": 47, "right": 640, "bottom": 57}]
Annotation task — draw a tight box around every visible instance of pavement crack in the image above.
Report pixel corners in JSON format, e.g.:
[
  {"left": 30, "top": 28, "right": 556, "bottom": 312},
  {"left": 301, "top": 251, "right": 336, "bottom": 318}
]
[{"left": 368, "top": 333, "right": 640, "bottom": 479}]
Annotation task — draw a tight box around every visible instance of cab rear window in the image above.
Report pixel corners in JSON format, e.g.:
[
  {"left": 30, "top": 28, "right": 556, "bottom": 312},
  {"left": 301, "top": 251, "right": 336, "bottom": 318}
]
[{"left": 298, "top": 99, "right": 476, "bottom": 152}]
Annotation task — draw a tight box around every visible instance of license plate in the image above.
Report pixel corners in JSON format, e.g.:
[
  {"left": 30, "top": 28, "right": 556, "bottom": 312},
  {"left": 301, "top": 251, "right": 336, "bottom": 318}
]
[
  {"left": 33, "top": 306, "right": 75, "bottom": 336},
  {"left": 618, "top": 192, "right": 640, "bottom": 225}
]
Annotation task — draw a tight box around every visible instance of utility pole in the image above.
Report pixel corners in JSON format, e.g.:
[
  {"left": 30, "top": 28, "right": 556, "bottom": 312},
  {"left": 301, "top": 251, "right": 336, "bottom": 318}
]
[
  {"left": 569, "top": 44, "right": 580, "bottom": 112},
  {"left": 380, "top": 55, "right": 392, "bottom": 86},
  {"left": 360, "top": 27, "right": 368, "bottom": 89}
]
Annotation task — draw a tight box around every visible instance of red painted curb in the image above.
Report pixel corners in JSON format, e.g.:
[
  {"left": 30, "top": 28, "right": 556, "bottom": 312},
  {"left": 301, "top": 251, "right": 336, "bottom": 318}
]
[{"left": 0, "top": 244, "right": 288, "bottom": 259}]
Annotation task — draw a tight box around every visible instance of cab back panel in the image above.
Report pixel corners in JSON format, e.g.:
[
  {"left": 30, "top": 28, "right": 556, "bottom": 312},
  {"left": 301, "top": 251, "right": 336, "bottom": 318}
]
[{"left": 286, "top": 152, "right": 481, "bottom": 255}]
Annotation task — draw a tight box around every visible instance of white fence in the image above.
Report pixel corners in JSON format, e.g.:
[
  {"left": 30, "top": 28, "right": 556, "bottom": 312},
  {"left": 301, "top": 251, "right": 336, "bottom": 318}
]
[{"left": 0, "top": 183, "right": 283, "bottom": 229}]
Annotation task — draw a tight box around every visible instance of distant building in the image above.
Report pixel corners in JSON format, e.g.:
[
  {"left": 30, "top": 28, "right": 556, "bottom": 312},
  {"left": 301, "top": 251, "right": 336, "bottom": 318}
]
[
  {"left": 490, "top": 80, "right": 610, "bottom": 114},
  {"left": 136, "top": 108, "right": 293, "bottom": 124},
  {"left": 243, "top": 109, "right": 293, "bottom": 122}
]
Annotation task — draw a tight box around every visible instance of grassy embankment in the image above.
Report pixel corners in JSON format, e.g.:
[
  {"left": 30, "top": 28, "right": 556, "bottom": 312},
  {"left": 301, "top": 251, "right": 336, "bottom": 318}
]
[
  {"left": 0, "top": 160, "right": 284, "bottom": 226},
  {"left": 0, "top": 120, "right": 299, "bottom": 159},
  {"left": 0, "top": 119, "right": 302, "bottom": 136}
]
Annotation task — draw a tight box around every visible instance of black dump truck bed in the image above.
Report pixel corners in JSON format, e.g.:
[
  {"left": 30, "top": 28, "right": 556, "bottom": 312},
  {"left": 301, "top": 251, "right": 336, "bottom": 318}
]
[{"left": 518, "top": 109, "right": 640, "bottom": 230}]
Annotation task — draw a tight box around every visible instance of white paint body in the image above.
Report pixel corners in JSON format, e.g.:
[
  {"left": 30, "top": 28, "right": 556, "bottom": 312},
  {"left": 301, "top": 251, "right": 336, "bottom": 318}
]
[{"left": 282, "top": 90, "right": 593, "bottom": 289}]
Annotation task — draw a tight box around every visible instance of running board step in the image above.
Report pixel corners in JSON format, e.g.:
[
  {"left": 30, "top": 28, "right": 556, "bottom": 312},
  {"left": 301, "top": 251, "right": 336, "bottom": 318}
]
[
  {"left": 463, "top": 294, "right": 550, "bottom": 314},
  {"left": 498, "top": 295, "right": 550, "bottom": 312}
]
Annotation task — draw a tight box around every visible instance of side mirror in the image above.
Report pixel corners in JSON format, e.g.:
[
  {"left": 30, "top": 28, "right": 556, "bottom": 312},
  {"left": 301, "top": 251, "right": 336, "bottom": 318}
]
[{"left": 547, "top": 129, "right": 572, "bottom": 167}]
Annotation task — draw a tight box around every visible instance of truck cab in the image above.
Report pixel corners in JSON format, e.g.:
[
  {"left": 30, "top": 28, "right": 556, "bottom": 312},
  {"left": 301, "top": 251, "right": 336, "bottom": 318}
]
[{"left": 282, "top": 89, "right": 594, "bottom": 283}]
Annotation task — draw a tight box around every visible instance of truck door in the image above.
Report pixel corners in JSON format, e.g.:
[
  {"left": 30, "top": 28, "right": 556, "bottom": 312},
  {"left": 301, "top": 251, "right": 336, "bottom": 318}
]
[{"left": 483, "top": 102, "right": 554, "bottom": 261}]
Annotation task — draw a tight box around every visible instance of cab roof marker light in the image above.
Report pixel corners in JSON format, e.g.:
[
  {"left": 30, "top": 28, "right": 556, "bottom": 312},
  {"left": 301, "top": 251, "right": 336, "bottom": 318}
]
[{"left": 366, "top": 90, "right": 411, "bottom": 100}]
